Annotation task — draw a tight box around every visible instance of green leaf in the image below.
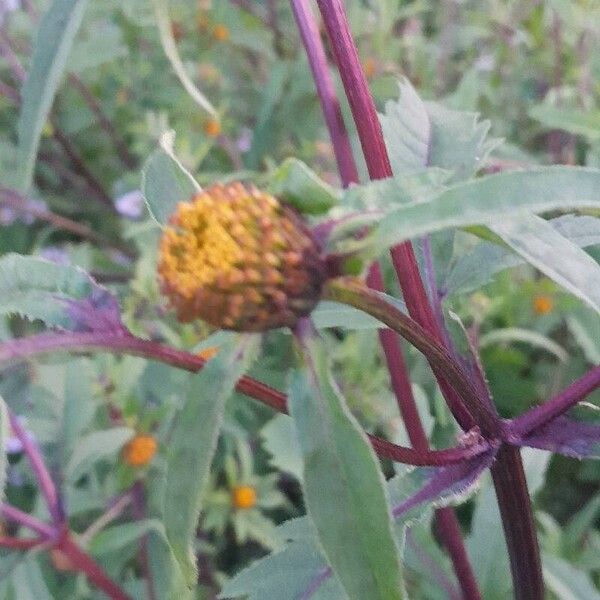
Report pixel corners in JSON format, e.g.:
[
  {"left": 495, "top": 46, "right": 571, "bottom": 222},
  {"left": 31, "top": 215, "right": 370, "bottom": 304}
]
[
  {"left": 311, "top": 301, "right": 387, "bottom": 330},
  {"left": 445, "top": 215, "right": 600, "bottom": 296},
  {"left": 379, "top": 79, "right": 430, "bottom": 173},
  {"left": 66, "top": 426, "right": 134, "bottom": 481},
  {"left": 266, "top": 158, "right": 340, "bottom": 215},
  {"left": 479, "top": 328, "right": 568, "bottom": 363},
  {"left": 147, "top": 530, "right": 193, "bottom": 600},
  {"left": 90, "top": 519, "right": 163, "bottom": 555},
  {"left": 348, "top": 167, "right": 600, "bottom": 259},
  {"left": 529, "top": 105, "right": 600, "bottom": 140},
  {"left": 165, "top": 335, "right": 259, "bottom": 586},
  {"left": 543, "top": 555, "right": 600, "bottom": 600},
  {"left": 566, "top": 308, "right": 600, "bottom": 364},
  {"left": 17, "top": 0, "right": 89, "bottom": 190},
  {"left": 260, "top": 414, "right": 303, "bottom": 481},
  {"left": 289, "top": 330, "right": 404, "bottom": 600},
  {"left": 0, "top": 253, "right": 123, "bottom": 331},
  {"left": 379, "top": 78, "right": 499, "bottom": 181},
  {"left": 11, "top": 557, "right": 53, "bottom": 600},
  {"left": 491, "top": 215, "right": 600, "bottom": 314},
  {"left": 141, "top": 131, "right": 201, "bottom": 226}
]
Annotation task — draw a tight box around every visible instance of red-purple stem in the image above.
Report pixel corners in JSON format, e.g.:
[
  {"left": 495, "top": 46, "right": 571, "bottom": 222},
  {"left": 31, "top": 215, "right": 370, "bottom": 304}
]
[
  {"left": 290, "top": 0, "right": 358, "bottom": 187},
  {"left": 0, "top": 331, "right": 488, "bottom": 468},
  {"left": 55, "top": 527, "right": 133, "bottom": 600},
  {"left": 292, "top": 3, "right": 482, "bottom": 597},
  {"left": 8, "top": 410, "right": 62, "bottom": 524},
  {"left": 0, "top": 503, "right": 54, "bottom": 538},
  {"left": 490, "top": 446, "right": 544, "bottom": 600},
  {"left": 509, "top": 365, "right": 600, "bottom": 438}
]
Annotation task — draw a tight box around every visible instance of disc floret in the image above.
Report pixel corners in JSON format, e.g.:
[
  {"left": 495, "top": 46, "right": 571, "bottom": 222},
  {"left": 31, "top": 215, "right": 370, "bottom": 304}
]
[{"left": 158, "top": 183, "right": 326, "bottom": 331}]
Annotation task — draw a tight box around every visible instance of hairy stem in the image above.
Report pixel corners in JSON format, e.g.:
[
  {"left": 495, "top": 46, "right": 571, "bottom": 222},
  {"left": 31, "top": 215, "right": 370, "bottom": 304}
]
[
  {"left": 324, "top": 277, "right": 498, "bottom": 434},
  {"left": 0, "top": 331, "right": 489, "bottom": 467}
]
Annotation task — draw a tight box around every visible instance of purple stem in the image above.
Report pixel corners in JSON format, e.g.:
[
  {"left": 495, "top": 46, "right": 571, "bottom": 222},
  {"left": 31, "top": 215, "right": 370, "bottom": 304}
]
[
  {"left": 0, "top": 331, "right": 488, "bottom": 468},
  {"left": 314, "top": 0, "right": 487, "bottom": 439},
  {"left": 293, "top": 3, "right": 482, "bottom": 597},
  {"left": 0, "top": 503, "right": 54, "bottom": 538},
  {"left": 132, "top": 481, "right": 157, "bottom": 600},
  {"left": 290, "top": 0, "right": 358, "bottom": 187},
  {"left": 490, "top": 446, "right": 544, "bottom": 600},
  {"left": 8, "top": 410, "right": 62, "bottom": 524},
  {"left": 298, "top": 567, "right": 332, "bottom": 600},
  {"left": 509, "top": 365, "right": 600, "bottom": 438}
]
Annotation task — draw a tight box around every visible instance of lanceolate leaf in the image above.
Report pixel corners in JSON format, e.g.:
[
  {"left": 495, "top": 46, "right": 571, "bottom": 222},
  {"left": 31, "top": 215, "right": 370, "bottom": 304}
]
[
  {"left": 491, "top": 215, "right": 600, "bottom": 315},
  {"left": 445, "top": 215, "right": 600, "bottom": 296},
  {"left": 0, "top": 253, "right": 124, "bottom": 332},
  {"left": 142, "top": 131, "right": 201, "bottom": 226},
  {"left": 344, "top": 167, "right": 600, "bottom": 259},
  {"left": 165, "top": 335, "right": 259, "bottom": 586},
  {"left": 17, "top": 0, "right": 89, "bottom": 190},
  {"left": 289, "top": 328, "right": 404, "bottom": 600}
]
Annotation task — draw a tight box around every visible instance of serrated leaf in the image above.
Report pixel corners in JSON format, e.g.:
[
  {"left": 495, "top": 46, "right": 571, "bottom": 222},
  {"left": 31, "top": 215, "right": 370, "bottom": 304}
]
[
  {"left": 266, "top": 158, "right": 340, "bottom": 215},
  {"left": 141, "top": 131, "right": 201, "bottom": 226},
  {"left": 379, "top": 79, "right": 431, "bottom": 174},
  {"left": 165, "top": 335, "right": 259, "bottom": 586},
  {"left": 380, "top": 79, "right": 499, "bottom": 182},
  {"left": 289, "top": 330, "right": 404, "bottom": 600},
  {"left": 491, "top": 215, "right": 600, "bottom": 314},
  {"left": 348, "top": 167, "right": 600, "bottom": 259},
  {"left": 0, "top": 253, "right": 124, "bottom": 332},
  {"left": 66, "top": 426, "right": 134, "bottom": 481},
  {"left": 17, "top": 0, "right": 89, "bottom": 190}
]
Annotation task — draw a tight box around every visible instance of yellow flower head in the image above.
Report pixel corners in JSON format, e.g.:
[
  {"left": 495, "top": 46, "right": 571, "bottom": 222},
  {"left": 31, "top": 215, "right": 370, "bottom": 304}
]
[
  {"left": 158, "top": 183, "right": 326, "bottom": 331},
  {"left": 122, "top": 434, "right": 158, "bottom": 467},
  {"left": 231, "top": 485, "right": 257, "bottom": 510}
]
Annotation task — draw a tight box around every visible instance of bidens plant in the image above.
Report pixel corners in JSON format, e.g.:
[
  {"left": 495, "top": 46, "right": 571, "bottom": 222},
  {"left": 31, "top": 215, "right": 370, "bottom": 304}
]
[{"left": 0, "top": 0, "right": 599, "bottom": 599}]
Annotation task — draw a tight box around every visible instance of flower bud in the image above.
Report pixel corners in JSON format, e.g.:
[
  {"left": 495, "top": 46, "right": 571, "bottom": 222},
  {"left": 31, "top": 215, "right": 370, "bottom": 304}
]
[{"left": 158, "top": 183, "right": 326, "bottom": 331}]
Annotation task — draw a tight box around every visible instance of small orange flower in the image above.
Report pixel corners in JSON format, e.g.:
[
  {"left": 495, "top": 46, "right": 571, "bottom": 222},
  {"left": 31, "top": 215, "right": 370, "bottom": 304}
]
[
  {"left": 533, "top": 295, "right": 554, "bottom": 315},
  {"left": 203, "top": 118, "right": 221, "bottom": 138},
  {"left": 197, "top": 346, "right": 219, "bottom": 361},
  {"left": 122, "top": 435, "right": 158, "bottom": 467},
  {"left": 213, "top": 24, "right": 229, "bottom": 42},
  {"left": 231, "top": 485, "right": 257, "bottom": 510}
]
